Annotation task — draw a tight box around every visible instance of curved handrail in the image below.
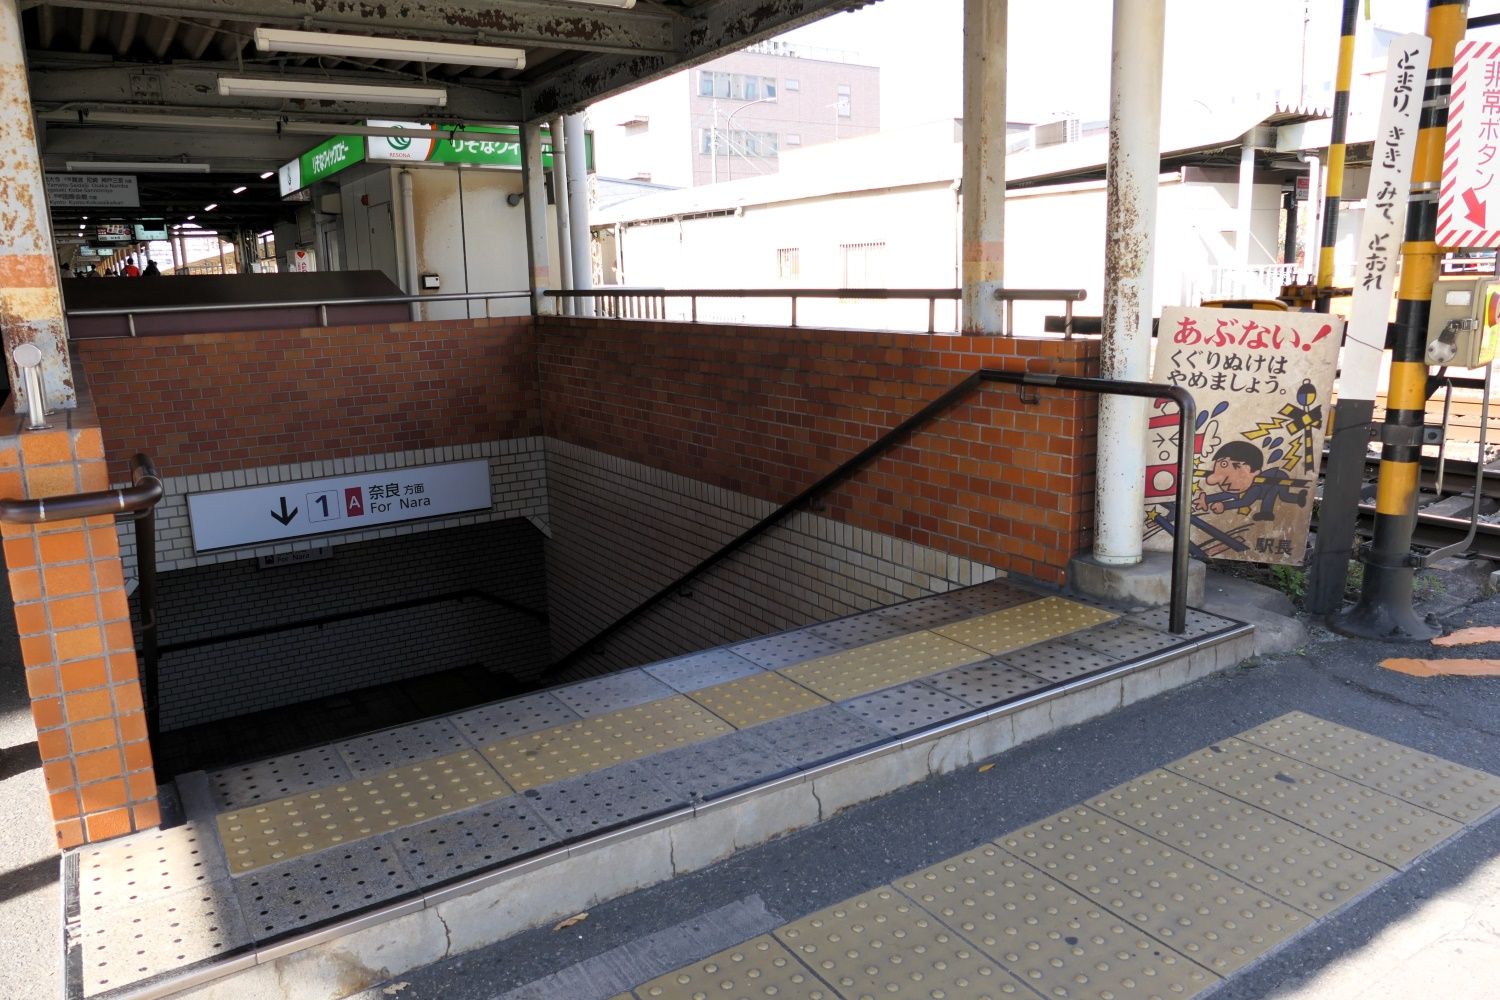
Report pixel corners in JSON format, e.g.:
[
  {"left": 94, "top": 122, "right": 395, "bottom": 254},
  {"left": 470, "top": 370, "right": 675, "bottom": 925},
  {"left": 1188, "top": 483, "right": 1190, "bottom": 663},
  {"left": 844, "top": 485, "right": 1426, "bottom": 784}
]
[{"left": 0, "top": 452, "right": 162, "bottom": 523}]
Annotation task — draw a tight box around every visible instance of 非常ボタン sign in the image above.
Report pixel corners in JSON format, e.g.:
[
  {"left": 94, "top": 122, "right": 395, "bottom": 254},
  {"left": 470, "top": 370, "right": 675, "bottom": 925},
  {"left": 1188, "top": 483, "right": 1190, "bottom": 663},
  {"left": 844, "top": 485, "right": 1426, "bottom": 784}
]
[
  {"left": 278, "top": 135, "right": 367, "bottom": 197},
  {"left": 186, "top": 460, "right": 492, "bottom": 552},
  {"left": 45, "top": 173, "right": 140, "bottom": 208},
  {"left": 1143, "top": 307, "right": 1345, "bottom": 566},
  {"left": 1439, "top": 40, "right": 1500, "bottom": 247}
]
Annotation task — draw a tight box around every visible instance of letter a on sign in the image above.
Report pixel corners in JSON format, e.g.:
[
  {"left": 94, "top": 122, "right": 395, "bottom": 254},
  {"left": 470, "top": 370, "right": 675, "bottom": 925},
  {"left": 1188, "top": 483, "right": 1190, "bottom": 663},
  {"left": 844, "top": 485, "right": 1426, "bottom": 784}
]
[{"left": 345, "top": 487, "right": 365, "bottom": 516}]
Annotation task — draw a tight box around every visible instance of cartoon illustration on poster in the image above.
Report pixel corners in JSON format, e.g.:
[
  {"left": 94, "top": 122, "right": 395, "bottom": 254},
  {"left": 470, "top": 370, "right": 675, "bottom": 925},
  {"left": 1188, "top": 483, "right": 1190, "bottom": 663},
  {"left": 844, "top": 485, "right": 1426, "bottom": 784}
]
[{"left": 1143, "top": 307, "right": 1346, "bottom": 566}]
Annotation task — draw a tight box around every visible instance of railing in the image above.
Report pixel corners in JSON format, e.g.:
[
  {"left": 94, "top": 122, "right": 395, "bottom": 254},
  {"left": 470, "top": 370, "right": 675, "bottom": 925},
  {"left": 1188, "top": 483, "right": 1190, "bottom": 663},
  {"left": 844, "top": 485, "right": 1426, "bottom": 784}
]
[
  {"left": 0, "top": 454, "right": 165, "bottom": 748},
  {"left": 545, "top": 370, "right": 1195, "bottom": 680},
  {"left": 1185, "top": 264, "right": 1303, "bottom": 305}
]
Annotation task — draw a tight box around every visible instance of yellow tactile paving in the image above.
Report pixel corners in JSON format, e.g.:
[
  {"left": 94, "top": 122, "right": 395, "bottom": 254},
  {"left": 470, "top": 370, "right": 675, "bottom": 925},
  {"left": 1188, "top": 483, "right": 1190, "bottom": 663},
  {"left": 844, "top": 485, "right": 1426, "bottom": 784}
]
[
  {"left": 630, "top": 935, "right": 834, "bottom": 999},
  {"left": 217, "top": 751, "right": 509, "bottom": 874},
  {"left": 775, "top": 885, "right": 1024, "bottom": 999},
  {"left": 779, "top": 630, "right": 989, "bottom": 701},
  {"left": 896, "top": 843, "right": 1219, "bottom": 999},
  {"left": 686, "top": 671, "right": 829, "bottom": 730},
  {"left": 1236, "top": 711, "right": 1500, "bottom": 824},
  {"left": 481, "top": 695, "right": 734, "bottom": 791},
  {"left": 933, "top": 596, "right": 1120, "bottom": 655}
]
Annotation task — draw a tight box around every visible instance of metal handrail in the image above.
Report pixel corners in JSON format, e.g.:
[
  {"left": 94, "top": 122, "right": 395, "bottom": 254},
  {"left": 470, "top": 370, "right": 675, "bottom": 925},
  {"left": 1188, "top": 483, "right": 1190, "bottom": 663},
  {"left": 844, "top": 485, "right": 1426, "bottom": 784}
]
[{"left": 545, "top": 371, "right": 1195, "bottom": 680}]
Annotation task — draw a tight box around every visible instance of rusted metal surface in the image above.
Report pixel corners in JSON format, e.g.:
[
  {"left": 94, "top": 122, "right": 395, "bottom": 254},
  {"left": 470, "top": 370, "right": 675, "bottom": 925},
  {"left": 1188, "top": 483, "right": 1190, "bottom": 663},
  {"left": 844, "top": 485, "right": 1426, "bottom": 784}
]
[{"left": 1, "top": 0, "right": 75, "bottom": 409}]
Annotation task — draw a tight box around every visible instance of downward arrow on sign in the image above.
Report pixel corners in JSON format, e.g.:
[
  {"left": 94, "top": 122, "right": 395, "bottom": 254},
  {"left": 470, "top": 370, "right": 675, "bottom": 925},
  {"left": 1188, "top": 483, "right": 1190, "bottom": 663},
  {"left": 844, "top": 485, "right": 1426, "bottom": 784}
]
[
  {"left": 270, "top": 497, "right": 299, "bottom": 526},
  {"left": 1464, "top": 187, "right": 1488, "bottom": 228}
]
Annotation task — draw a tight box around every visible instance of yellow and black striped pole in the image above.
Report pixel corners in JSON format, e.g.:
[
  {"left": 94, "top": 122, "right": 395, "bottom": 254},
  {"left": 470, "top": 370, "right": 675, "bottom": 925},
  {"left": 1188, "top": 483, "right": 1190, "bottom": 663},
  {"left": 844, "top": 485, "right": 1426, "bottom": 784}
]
[
  {"left": 1336, "top": 0, "right": 1468, "bottom": 640},
  {"left": 1316, "top": 0, "right": 1359, "bottom": 312}
]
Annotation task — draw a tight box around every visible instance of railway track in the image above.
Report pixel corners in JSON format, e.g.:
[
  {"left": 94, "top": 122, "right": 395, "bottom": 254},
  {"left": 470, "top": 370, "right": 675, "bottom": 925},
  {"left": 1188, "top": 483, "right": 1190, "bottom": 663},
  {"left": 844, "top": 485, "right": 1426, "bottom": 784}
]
[{"left": 1342, "top": 452, "right": 1500, "bottom": 560}]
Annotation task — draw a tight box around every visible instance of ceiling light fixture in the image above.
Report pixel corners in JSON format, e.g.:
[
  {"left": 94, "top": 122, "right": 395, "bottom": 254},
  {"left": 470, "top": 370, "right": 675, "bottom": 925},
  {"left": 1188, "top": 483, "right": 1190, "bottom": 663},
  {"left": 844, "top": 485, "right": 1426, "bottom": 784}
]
[
  {"left": 232, "top": 186, "right": 248, "bottom": 194},
  {"left": 254, "top": 27, "right": 526, "bottom": 70},
  {"left": 560, "top": 0, "right": 637, "bottom": 7},
  {"left": 187, "top": 215, "right": 196, "bottom": 221},
  {"left": 65, "top": 160, "right": 211, "bottom": 173},
  {"left": 204, "top": 203, "right": 218, "bottom": 212},
  {"left": 217, "top": 76, "right": 448, "bottom": 107},
  {"left": 260, "top": 171, "right": 275, "bottom": 179}
]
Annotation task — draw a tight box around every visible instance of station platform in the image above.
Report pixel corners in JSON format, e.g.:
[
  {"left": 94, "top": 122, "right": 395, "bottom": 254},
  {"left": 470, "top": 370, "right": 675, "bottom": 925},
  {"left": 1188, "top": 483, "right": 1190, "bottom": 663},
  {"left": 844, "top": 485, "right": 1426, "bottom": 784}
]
[{"left": 62, "top": 579, "right": 1257, "bottom": 999}]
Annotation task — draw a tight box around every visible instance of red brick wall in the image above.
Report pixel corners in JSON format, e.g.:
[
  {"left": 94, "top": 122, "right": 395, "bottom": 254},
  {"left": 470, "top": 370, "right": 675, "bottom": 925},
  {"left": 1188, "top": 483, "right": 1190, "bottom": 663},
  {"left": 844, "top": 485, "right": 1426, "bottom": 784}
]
[
  {"left": 75, "top": 318, "right": 541, "bottom": 482},
  {"left": 537, "top": 318, "right": 1099, "bottom": 584}
]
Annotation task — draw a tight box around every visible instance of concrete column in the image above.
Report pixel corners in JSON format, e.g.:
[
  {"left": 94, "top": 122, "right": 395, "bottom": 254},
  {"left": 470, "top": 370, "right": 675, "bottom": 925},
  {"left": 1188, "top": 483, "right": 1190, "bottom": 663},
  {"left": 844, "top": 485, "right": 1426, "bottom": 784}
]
[
  {"left": 550, "top": 118, "right": 575, "bottom": 315},
  {"left": 1237, "top": 138, "right": 1256, "bottom": 265},
  {"left": 520, "top": 122, "right": 556, "bottom": 315},
  {"left": 565, "top": 113, "right": 595, "bottom": 317},
  {"left": 399, "top": 169, "right": 421, "bottom": 321},
  {"left": 1, "top": 0, "right": 76, "bottom": 411},
  {"left": 960, "top": 0, "right": 1006, "bottom": 334},
  {"left": 1094, "top": 0, "right": 1165, "bottom": 566}
]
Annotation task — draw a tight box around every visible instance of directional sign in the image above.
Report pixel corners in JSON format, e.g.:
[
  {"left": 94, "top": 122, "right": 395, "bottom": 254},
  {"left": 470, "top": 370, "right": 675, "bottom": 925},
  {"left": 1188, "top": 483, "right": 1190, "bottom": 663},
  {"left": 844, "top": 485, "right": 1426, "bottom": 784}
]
[
  {"left": 186, "top": 460, "right": 492, "bottom": 552},
  {"left": 1439, "top": 41, "right": 1500, "bottom": 247}
]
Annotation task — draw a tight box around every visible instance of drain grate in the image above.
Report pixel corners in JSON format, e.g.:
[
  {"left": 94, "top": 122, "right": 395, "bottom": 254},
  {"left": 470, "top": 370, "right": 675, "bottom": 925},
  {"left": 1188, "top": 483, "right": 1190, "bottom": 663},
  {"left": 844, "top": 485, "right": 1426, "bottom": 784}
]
[
  {"left": 923, "top": 660, "right": 1052, "bottom": 708},
  {"left": 808, "top": 613, "right": 913, "bottom": 647},
  {"left": 780, "top": 631, "right": 989, "bottom": 701},
  {"left": 687, "top": 671, "right": 828, "bottom": 729},
  {"left": 935, "top": 597, "right": 1120, "bottom": 656},
  {"left": 337, "top": 718, "right": 472, "bottom": 775},
  {"left": 731, "top": 630, "right": 845, "bottom": 670},
  {"left": 1089, "top": 769, "right": 1397, "bottom": 918},
  {"left": 840, "top": 682, "right": 976, "bottom": 737},
  {"left": 234, "top": 838, "right": 413, "bottom": 941},
  {"left": 630, "top": 935, "right": 833, "bottom": 999},
  {"left": 643, "top": 649, "right": 764, "bottom": 693},
  {"left": 554, "top": 671, "right": 675, "bottom": 718},
  {"left": 395, "top": 797, "right": 559, "bottom": 885},
  {"left": 209, "top": 747, "right": 353, "bottom": 812},
  {"left": 739, "top": 704, "right": 889, "bottom": 770},
  {"left": 1132, "top": 606, "right": 1240, "bottom": 638},
  {"left": 895, "top": 844, "right": 1219, "bottom": 999},
  {"left": 1236, "top": 711, "right": 1500, "bottom": 823},
  {"left": 79, "top": 883, "right": 252, "bottom": 996},
  {"left": 525, "top": 761, "right": 682, "bottom": 839},
  {"left": 646, "top": 730, "right": 796, "bottom": 804},
  {"left": 450, "top": 692, "right": 582, "bottom": 747},
  {"left": 1167, "top": 738, "right": 1460, "bottom": 867},
  {"left": 1068, "top": 620, "right": 1186, "bottom": 660},
  {"left": 79, "top": 822, "right": 229, "bottom": 911},
  {"left": 997, "top": 639, "right": 1116, "bottom": 683},
  {"left": 999, "top": 806, "right": 1309, "bottom": 976}
]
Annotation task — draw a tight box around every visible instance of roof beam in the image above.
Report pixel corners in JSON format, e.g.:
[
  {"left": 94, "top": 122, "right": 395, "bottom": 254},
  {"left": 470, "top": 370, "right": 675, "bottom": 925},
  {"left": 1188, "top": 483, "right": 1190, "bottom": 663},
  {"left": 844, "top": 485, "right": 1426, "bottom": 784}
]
[{"left": 31, "top": 0, "right": 678, "bottom": 56}]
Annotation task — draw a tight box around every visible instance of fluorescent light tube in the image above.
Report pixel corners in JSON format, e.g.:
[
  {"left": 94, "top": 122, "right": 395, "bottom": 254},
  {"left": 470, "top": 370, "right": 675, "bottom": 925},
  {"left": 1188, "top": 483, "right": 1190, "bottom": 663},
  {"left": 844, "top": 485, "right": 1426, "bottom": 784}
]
[
  {"left": 255, "top": 28, "right": 526, "bottom": 70},
  {"left": 65, "top": 160, "right": 211, "bottom": 173},
  {"left": 561, "top": 0, "right": 637, "bottom": 7},
  {"left": 217, "top": 77, "right": 448, "bottom": 107},
  {"left": 204, "top": 203, "right": 218, "bottom": 212},
  {"left": 232, "top": 186, "right": 248, "bottom": 194}
]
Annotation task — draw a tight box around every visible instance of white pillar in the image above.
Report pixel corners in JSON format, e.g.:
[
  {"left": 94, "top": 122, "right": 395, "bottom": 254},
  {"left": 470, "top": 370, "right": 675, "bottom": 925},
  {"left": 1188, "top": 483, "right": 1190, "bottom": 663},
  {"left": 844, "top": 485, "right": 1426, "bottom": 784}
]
[
  {"left": 1237, "top": 138, "right": 1256, "bottom": 266},
  {"left": 1094, "top": 0, "right": 1165, "bottom": 566},
  {"left": 399, "top": 169, "right": 421, "bottom": 321},
  {"left": 520, "top": 122, "right": 555, "bottom": 315},
  {"left": 565, "top": 113, "right": 595, "bottom": 317},
  {"left": 550, "top": 117, "right": 574, "bottom": 315},
  {"left": 960, "top": 0, "right": 1006, "bottom": 334}
]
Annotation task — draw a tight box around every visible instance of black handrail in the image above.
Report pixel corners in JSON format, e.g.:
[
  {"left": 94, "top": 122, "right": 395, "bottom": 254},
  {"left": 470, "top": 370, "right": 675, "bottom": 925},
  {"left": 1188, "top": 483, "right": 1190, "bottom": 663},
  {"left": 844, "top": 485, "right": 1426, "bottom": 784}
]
[{"left": 546, "top": 371, "right": 1196, "bottom": 678}]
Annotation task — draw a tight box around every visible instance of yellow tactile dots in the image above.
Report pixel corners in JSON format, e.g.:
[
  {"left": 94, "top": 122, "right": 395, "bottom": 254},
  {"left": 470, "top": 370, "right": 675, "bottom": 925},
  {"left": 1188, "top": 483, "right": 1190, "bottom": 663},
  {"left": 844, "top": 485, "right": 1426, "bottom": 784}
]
[
  {"left": 687, "top": 671, "right": 829, "bottom": 729},
  {"left": 781, "top": 630, "right": 990, "bottom": 700},
  {"left": 933, "top": 596, "right": 1119, "bottom": 655}
]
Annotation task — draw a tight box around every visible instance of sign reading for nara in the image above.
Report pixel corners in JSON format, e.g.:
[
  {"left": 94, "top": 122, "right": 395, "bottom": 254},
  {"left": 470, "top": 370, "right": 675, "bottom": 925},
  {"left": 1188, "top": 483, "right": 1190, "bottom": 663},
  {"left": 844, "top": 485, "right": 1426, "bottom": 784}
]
[{"left": 1143, "top": 307, "right": 1345, "bottom": 566}]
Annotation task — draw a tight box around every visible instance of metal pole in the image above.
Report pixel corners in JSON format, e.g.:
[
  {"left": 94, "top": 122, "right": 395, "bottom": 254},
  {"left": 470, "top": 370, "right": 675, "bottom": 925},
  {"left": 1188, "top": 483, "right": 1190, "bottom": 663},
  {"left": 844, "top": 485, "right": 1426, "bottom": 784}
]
[
  {"left": 550, "top": 118, "right": 574, "bottom": 315},
  {"left": 399, "top": 169, "right": 422, "bottom": 322},
  {"left": 1095, "top": 0, "right": 1165, "bottom": 566},
  {"left": 520, "top": 122, "right": 556, "bottom": 316},
  {"left": 1336, "top": 0, "right": 1469, "bottom": 640},
  {"left": 565, "top": 114, "right": 595, "bottom": 317},
  {"left": 1317, "top": 0, "right": 1360, "bottom": 311},
  {"left": 960, "top": 0, "right": 1007, "bottom": 334},
  {"left": 1283, "top": 190, "right": 1299, "bottom": 266}
]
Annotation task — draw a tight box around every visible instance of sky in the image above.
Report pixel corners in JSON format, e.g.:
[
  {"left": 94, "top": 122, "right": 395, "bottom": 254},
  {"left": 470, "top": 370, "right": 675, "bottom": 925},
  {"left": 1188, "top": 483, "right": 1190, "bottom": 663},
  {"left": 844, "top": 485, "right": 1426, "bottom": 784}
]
[{"left": 778, "top": 0, "right": 1500, "bottom": 131}]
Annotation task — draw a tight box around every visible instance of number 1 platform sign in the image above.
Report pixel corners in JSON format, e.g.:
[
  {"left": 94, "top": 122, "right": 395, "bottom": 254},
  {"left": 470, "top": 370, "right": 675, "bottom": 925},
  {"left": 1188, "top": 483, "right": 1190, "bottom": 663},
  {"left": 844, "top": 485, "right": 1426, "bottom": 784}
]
[
  {"left": 186, "top": 460, "right": 493, "bottom": 552},
  {"left": 1142, "top": 307, "right": 1345, "bottom": 566}
]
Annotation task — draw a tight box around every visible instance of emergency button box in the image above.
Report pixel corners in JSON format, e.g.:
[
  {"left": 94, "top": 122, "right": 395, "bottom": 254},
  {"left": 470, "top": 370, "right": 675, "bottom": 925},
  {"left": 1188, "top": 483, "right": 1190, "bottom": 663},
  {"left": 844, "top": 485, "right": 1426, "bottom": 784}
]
[{"left": 1426, "top": 276, "right": 1500, "bottom": 368}]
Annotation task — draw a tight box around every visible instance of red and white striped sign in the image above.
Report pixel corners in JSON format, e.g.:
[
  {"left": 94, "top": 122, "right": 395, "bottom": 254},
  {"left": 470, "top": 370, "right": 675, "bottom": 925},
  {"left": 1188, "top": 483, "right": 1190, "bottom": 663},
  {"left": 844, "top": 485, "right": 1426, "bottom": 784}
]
[{"left": 1439, "top": 41, "right": 1500, "bottom": 248}]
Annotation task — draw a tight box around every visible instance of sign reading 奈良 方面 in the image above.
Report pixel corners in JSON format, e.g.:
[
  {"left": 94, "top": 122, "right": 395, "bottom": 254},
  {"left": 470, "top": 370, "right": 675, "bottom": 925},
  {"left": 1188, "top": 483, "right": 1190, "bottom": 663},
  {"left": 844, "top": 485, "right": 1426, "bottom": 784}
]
[
  {"left": 186, "top": 460, "right": 492, "bottom": 552},
  {"left": 1143, "top": 307, "right": 1345, "bottom": 566}
]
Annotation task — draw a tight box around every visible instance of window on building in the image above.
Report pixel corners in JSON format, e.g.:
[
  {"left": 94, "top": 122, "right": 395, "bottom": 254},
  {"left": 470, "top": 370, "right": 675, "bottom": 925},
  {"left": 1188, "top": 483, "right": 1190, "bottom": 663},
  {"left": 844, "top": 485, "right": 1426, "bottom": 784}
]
[
  {"left": 699, "top": 128, "right": 780, "bottom": 157},
  {"left": 836, "top": 84, "right": 852, "bottom": 118},
  {"left": 841, "top": 242, "right": 885, "bottom": 287},
  {"left": 785, "top": 133, "right": 802, "bottom": 147},
  {"left": 698, "top": 71, "right": 778, "bottom": 102},
  {"left": 777, "top": 248, "right": 800, "bottom": 280},
  {"left": 785, "top": 78, "right": 800, "bottom": 92}
]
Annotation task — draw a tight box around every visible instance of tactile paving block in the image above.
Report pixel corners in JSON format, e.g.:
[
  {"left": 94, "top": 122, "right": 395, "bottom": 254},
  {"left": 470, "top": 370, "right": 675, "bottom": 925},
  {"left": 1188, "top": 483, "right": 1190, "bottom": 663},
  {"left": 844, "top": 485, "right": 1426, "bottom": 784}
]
[
  {"left": 554, "top": 670, "right": 674, "bottom": 718},
  {"left": 218, "top": 751, "right": 511, "bottom": 874},
  {"left": 775, "top": 885, "right": 1024, "bottom": 999},
  {"left": 233, "top": 838, "right": 413, "bottom": 940},
  {"left": 631, "top": 935, "right": 834, "bottom": 999},
  {"left": 841, "top": 682, "right": 976, "bottom": 737},
  {"left": 78, "top": 883, "right": 252, "bottom": 996},
  {"left": 647, "top": 730, "right": 798, "bottom": 804},
  {"left": 525, "top": 761, "right": 682, "bottom": 839},
  {"left": 895, "top": 844, "right": 1219, "bottom": 1000},
  {"left": 1000, "top": 806, "right": 1309, "bottom": 976},
  {"left": 997, "top": 640, "right": 1117, "bottom": 684},
  {"left": 1132, "top": 607, "right": 1241, "bottom": 639},
  {"left": 394, "top": 796, "right": 560, "bottom": 885},
  {"left": 742, "top": 703, "right": 890, "bottom": 770},
  {"left": 1167, "top": 738, "right": 1460, "bottom": 868},
  {"left": 780, "top": 631, "right": 990, "bottom": 701},
  {"left": 875, "top": 594, "right": 993, "bottom": 630},
  {"left": 924, "top": 660, "right": 1054, "bottom": 707},
  {"left": 1236, "top": 711, "right": 1500, "bottom": 824},
  {"left": 688, "top": 671, "right": 829, "bottom": 729},
  {"left": 732, "top": 630, "right": 845, "bottom": 670},
  {"left": 934, "top": 596, "right": 1120, "bottom": 655},
  {"left": 208, "top": 746, "right": 353, "bottom": 811},
  {"left": 808, "top": 612, "right": 915, "bottom": 647},
  {"left": 481, "top": 696, "right": 734, "bottom": 791},
  {"left": 78, "top": 821, "right": 229, "bottom": 911},
  {"left": 644, "top": 648, "right": 764, "bottom": 693},
  {"left": 337, "top": 717, "right": 472, "bottom": 775},
  {"left": 1068, "top": 620, "right": 1187, "bottom": 661},
  {"left": 450, "top": 692, "right": 581, "bottom": 747},
  {"left": 928, "top": 581, "right": 1038, "bottom": 615},
  {"left": 1089, "top": 770, "right": 1396, "bottom": 918}
]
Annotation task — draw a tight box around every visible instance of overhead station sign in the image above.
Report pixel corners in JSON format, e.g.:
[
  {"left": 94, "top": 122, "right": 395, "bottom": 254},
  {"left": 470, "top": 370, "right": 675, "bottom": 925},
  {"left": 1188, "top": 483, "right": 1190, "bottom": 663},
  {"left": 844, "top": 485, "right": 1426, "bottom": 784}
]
[
  {"left": 278, "top": 135, "right": 367, "bottom": 197},
  {"left": 46, "top": 173, "right": 140, "bottom": 208},
  {"left": 186, "top": 460, "right": 493, "bottom": 552},
  {"left": 1439, "top": 40, "right": 1500, "bottom": 247}
]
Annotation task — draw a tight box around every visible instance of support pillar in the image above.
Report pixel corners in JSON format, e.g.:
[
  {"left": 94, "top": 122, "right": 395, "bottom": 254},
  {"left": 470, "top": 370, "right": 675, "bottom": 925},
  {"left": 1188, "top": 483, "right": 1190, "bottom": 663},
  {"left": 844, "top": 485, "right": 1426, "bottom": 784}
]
[
  {"left": 1237, "top": 139, "right": 1256, "bottom": 266},
  {"left": 960, "top": 0, "right": 1006, "bottom": 334},
  {"left": 550, "top": 117, "right": 575, "bottom": 315},
  {"left": 565, "top": 113, "right": 595, "bottom": 317},
  {"left": 520, "top": 122, "right": 556, "bottom": 316}
]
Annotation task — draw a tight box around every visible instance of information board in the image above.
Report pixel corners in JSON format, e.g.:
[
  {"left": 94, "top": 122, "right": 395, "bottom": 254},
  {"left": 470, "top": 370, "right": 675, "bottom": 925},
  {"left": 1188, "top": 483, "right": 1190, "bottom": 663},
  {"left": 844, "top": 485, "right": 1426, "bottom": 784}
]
[{"left": 45, "top": 173, "right": 139, "bottom": 208}]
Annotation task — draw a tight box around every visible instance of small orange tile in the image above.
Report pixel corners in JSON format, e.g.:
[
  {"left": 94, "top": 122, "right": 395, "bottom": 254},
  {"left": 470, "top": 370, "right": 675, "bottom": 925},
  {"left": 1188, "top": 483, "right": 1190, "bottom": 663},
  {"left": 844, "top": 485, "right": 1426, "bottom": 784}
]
[
  {"left": 32, "top": 696, "right": 63, "bottom": 730},
  {"left": 0, "top": 445, "right": 19, "bottom": 470},
  {"left": 50, "top": 595, "right": 100, "bottom": 630},
  {"left": 13, "top": 602, "right": 48, "bottom": 636},
  {"left": 65, "top": 689, "right": 114, "bottom": 723},
  {"left": 18, "top": 633, "right": 52, "bottom": 667},
  {"left": 10, "top": 569, "right": 40, "bottom": 601},
  {"left": 0, "top": 470, "right": 22, "bottom": 499},
  {"left": 54, "top": 819, "right": 85, "bottom": 850},
  {"left": 51, "top": 788, "right": 83, "bottom": 819},
  {"left": 79, "top": 464, "right": 109, "bottom": 492},
  {"left": 37, "top": 531, "right": 87, "bottom": 564},
  {"left": 42, "top": 760, "right": 75, "bottom": 793},
  {"left": 131, "top": 800, "right": 162, "bottom": 832},
  {"left": 74, "top": 749, "right": 123, "bottom": 784},
  {"left": 24, "top": 666, "right": 59, "bottom": 698},
  {"left": 95, "top": 560, "right": 125, "bottom": 591},
  {"left": 80, "top": 779, "right": 127, "bottom": 813},
  {"left": 89, "top": 527, "right": 121, "bottom": 558},
  {"left": 25, "top": 464, "right": 78, "bottom": 497},
  {"left": 84, "top": 808, "right": 132, "bottom": 842},
  {"left": 20, "top": 431, "right": 72, "bottom": 466},
  {"left": 55, "top": 626, "right": 104, "bottom": 662},
  {"left": 103, "top": 621, "right": 133, "bottom": 654},
  {"left": 36, "top": 728, "right": 70, "bottom": 761},
  {"left": 123, "top": 740, "right": 153, "bottom": 772},
  {"left": 59, "top": 658, "right": 107, "bottom": 691},
  {"left": 74, "top": 430, "right": 105, "bottom": 461},
  {"left": 107, "top": 656, "right": 138, "bottom": 684},
  {"left": 71, "top": 718, "right": 118, "bottom": 753},
  {"left": 126, "top": 771, "right": 156, "bottom": 802},
  {"left": 97, "top": 589, "right": 129, "bottom": 623},
  {"left": 41, "top": 563, "right": 93, "bottom": 597},
  {"left": 2, "top": 537, "right": 36, "bottom": 569},
  {"left": 115, "top": 683, "right": 143, "bottom": 713},
  {"left": 118, "top": 712, "right": 147, "bottom": 743}
]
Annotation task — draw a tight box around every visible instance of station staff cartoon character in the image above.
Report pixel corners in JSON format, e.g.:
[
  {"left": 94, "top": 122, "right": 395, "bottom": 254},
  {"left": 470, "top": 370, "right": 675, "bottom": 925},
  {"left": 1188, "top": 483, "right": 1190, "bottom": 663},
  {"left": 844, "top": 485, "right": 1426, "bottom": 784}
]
[{"left": 1192, "top": 441, "right": 1308, "bottom": 522}]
